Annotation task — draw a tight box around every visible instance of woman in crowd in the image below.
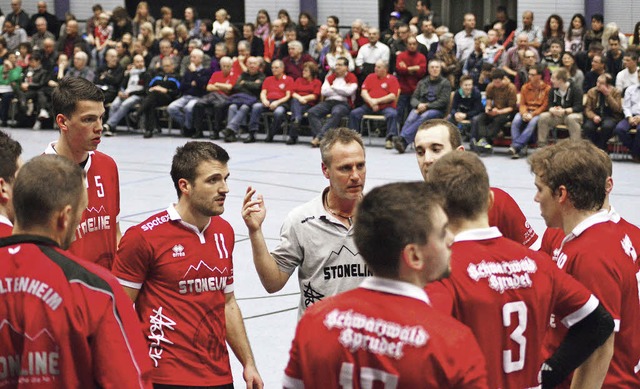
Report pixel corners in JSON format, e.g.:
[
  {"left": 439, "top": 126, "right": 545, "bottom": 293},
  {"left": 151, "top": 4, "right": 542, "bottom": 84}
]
[
  {"left": 435, "top": 32, "right": 460, "bottom": 88},
  {"left": 541, "top": 14, "right": 564, "bottom": 56},
  {"left": 183, "top": 7, "right": 201, "bottom": 38},
  {"left": 132, "top": 1, "right": 154, "bottom": 37},
  {"left": 561, "top": 51, "right": 584, "bottom": 90},
  {"left": 288, "top": 61, "right": 322, "bottom": 145},
  {"left": 155, "top": 7, "right": 180, "bottom": 36},
  {"left": 324, "top": 35, "right": 355, "bottom": 75},
  {"left": 565, "top": 13, "right": 585, "bottom": 54},
  {"left": 224, "top": 26, "right": 240, "bottom": 58},
  {"left": 296, "top": 12, "right": 316, "bottom": 52},
  {"left": 255, "top": 9, "right": 271, "bottom": 41},
  {"left": 278, "top": 10, "right": 295, "bottom": 30}
]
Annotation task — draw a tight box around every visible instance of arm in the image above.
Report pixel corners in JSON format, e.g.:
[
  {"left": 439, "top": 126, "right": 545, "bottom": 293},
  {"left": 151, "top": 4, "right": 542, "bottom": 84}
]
[
  {"left": 225, "top": 293, "right": 264, "bottom": 389},
  {"left": 569, "top": 334, "right": 614, "bottom": 389},
  {"left": 242, "top": 187, "right": 292, "bottom": 293},
  {"left": 428, "top": 80, "right": 452, "bottom": 111},
  {"left": 530, "top": 86, "right": 550, "bottom": 117},
  {"left": 569, "top": 85, "right": 584, "bottom": 113},
  {"left": 584, "top": 90, "right": 597, "bottom": 120}
]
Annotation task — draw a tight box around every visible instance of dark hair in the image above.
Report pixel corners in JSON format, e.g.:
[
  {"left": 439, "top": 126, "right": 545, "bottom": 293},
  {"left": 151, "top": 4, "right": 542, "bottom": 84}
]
[
  {"left": 608, "top": 34, "right": 620, "bottom": 43},
  {"left": 278, "top": 9, "right": 292, "bottom": 24},
  {"left": 256, "top": 9, "right": 271, "bottom": 27},
  {"left": 319, "top": 127, "right": 365, "bottom": 166},
  {"left": 599, "top": 72, "right": 614, "bottom": 86},
  {"left": 426, "top": 151, "right": 490, "bottom": 221},
  {"left": 30, "top": 51, "right": 41, "bottom": 62},
  {"left": 13, "top": 155, "right": 86, "bottom": 231},
  {"left": 625, "top": 50, "right": 639, "bottom": 62},
  {"left": 543, "top": 14, "right": 564, "bottom": 39},
  {"left": 52, "top": 77, "right": 104, "bottom": 119},
  {"left": 567, "top": 13, "right": 586, "bottom": 37},
  {"left": 547, "top": 37, "right": 563, "bottom": 48},
  {"left": 302, "top": 61, "right": 319, "bottom": 78},
  {"left": 417, "top": 119, "right": 462, "bottom": 149},
  {"left": 298, "top": 12, "right": 315, "bottom": 27},
  {"left": 459, "top": 74, "right": 473, "bottom": 84},
  {"left": 633, "top": 22, "right": 640, "bottom": 46},
  {"left": 18, "top": 41, "right": 32, "bottom": 53},
  {"left": 496, "top": 5, "right": 507, "bottom": 13},
  {"left": 243, "top": 22, "right": 255, "bottom": 32},
  {"left": 529, "top": 139, "right": 607, "bottom": 211},
  {"left": 327, "top": 15, "right": 339, "bottom": 26},
  {"left": 561, "top": 51, "right": 577, "bottom": 76},
  {"left": 533, "top": 63, "right": 545, "bottom": 75},
  {"left": 588, "top": 41, "right": 603, "bottom": 52},
  {"left": 355, "top": 182, "right": 442, "bottom": 277},
  {"left": 591, "top": 14, "right": 603, "bottom": 24},
  {"left": 92, "top": 4, "right": 103, "bottom": 12},
  {"left": 491, "top": 68, "right": 505, "bottom": 80},
  {"left": 200, "top": 19, "right": 212, "bottom": 33},
  {"left": 0, "top": 131, "right": 22, "bottom": 184},
  {"left": 171, "top": 141, "right": 230, "bottom": 198}
]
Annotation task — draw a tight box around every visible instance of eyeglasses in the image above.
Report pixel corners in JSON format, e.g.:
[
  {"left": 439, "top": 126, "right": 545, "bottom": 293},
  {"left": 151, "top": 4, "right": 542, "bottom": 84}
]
[{"left": 524, "top": 55, "right": 535, "bottom": 59}]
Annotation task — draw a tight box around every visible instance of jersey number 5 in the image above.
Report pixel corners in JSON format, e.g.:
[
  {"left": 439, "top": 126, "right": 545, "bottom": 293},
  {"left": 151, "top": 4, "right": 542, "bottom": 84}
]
[
  {"left": 95, "top": 176, "right": 105, "bottom": 198},
  {"left": 339, "top": 362, "right": 398, "bottom": 389},
  {"left": 502, "top": 301, "right": 527, "bottom": 373}
]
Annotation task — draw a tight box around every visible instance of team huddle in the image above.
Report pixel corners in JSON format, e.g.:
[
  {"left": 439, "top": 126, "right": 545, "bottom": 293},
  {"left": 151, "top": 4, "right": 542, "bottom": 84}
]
[{"left": 0, "top": 78, "right": 639, "bottom": 389}]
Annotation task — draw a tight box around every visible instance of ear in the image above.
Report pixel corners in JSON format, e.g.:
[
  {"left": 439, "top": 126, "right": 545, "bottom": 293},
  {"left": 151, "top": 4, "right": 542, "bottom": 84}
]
[
  {"left": 55, "top": 113, "right": 68, "bottom": 132},
  {"left": 178, "top": 178, "right": 191, "bottom": 196},
  {"left": 321, "top": 162, "right": 330, "bottom": 179},
  {"left": 487, "top": 188, "right": 495, "bottom": 211},
  {"left": 605, "top": 177, "right": 614, "bottom": 195},
  {"left": 401, "top": 243, "right": 424, "bottom": 272},
  {"left": 0, "top": 178, "right": 9, "bottom": 205},
  {"left": 455, "top": 145, "right": 465, "bottom": 152},
  {"left": 555, "top": 185, "right": 569, "bottom": 204},
  {"left": 56, "top": 204, "right": 73, "bottom": 232}
]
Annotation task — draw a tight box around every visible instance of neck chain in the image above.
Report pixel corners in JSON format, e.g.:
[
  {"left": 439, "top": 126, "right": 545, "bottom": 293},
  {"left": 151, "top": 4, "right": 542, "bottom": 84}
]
[{"left": 324, "top": 193, "right": 353, "bottom": 224}]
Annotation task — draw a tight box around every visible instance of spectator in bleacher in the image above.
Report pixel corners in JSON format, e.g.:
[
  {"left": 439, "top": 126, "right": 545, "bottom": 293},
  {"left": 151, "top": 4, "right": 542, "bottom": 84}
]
[
  {"left": 561, "top": 51, "right": 584, "bottom": 91},
  {"left": 629, "top": 21, "right": 640, "bottom": 46},
  {"left": 95, "top": 48, "right": 124, "bottom": 105},
  {"left": 614, "top": 74, "right": 640, "bottom": 162},
  {"left": 345, "top": 19, "right": 369, "bottom": 59},
  {"left": 583, "top": 54, "right": 606, "bottom": 93},
  {"left": 509, "top": 63, "right": 550, "bottom": 158},
  {"left": 103, "top": 54, "right": 148, "bottom": 136},
  {"left": 90, "top": 13, "right": 113, "bottom": 68},
  {"left": 265, "top": 19, "right": 286, "bottom": 64},
  {"left": 67, "top": 51, "right": 94, "bottom": 81},
  {"left": 57, "top": 19, "right": 85, "bottom": 60},
  {"left": 16, "top": 52, "right": 47, "bottom": 129},
  {"left": 565, "top": 14, "right": 585, "bottom": 54},
  {"left": 255, "top": 9, "right": 271, "bottom": 42},
  {"left": 132, "top": 1, "right": 154, "bottom": 38},
  {"left": 394, "top": 59, "right": 451, "bottom": 153},
  {"left": 29, "top": 2, "right": 57, "bottom": 38},
  {"left": 541, "top": 14, "right": 564, "bottom": 56},
  {"left": 243, "top": 23, "right": 264, "bottom": 57},
  {"left": 355, "top": 27, "right": 390, "bottom": 82},
  {"left": 0, "top": 58, "right": 21, "bottom": 126},
  {"left": 349, "top": 59, "right": 399, "bottom": 149},
  {"left": 416, "top": 19, "right": 438, "bottom": 52},
  {"left": 463, "top": 35, "right": 488, "bottom": 87},
  {"left": 115, "top": 41, "right": 131, "bottom": 69},
  {"left": 514, "top": 11, "right": 542, "bottom": 49},
  {"left": 192, "top": 56, "right": 237, "bottom": 139},
  {"left": 46, "top": 53, "right": 68, "bottom": 90},
  {"left": 179, "top": 39, "right": 211, "bottom": 77},
  {"left": 381, "top": 12, "right": 400, "bottom": 46},
  {"left": 483, "top": 29, "right": 502, "bottom": 65},
  {"left": 308, "top": 57, "right": 358, "bottom": 147},
  {"left": 5, "top": 0, "right": 28, "bottom": 31},
  {"left": 168, "top": 48, "right": 211, "bottom": 137},
  {"left": 602, "top": 22, "right": 628, "bottom": 51},
  {"left": 221, "top": 56, "right": 265, "bottom": 143},
  {"left": 615, "top": 51, "right": 639, "bottom": 93},
  {"left": 502, "top": 33, "right": 539, "bottom": 80},
  {"left": 449, "top": 74, "right": 483, "bottom": 133},
  {"left": 131, "top": 39, "right": 151, "bottom": 68},
  {"left": 111, "top": 7, "right": 133, "bottom": 42},
  {"left": 318, "top": 25, "right": 340, "bottom": 69},
  {"left": 309, "top": 24, "right": 329, "bottom": 63},
  {"left": 278, "top": 10, "right": 295, "bottom": 30},
  {"left": 283, "top": 40, "right": 314, "bottom": 79},
  {"left": 174, "top": 25, "right": 189, "bottom": 56},
  {"left": 434, "top": 32, "right": 460, "bottom": 88},
  {"left": 395, "top": 35, "right": 426, "bottom": 123},
  {"left": 576, "top": 40, "right": 603, "bottom": 74},
  {"left": 411, "top": 0, "right": 441, "bottom": 27},
  {"left": 514, "top": 49, "right": 546, "bottom": 91},
  {"left": 149, "top": 39, "right": 179, "bottom": 74},
  {"left": 491, "top": 5, "right": 516, "bottom": 39},
  {"left": 223, "top": 26, "right": 240, "bottom": 58},
  {"left": 182, "top": 7, "right": 201, "bottom": 38},
  {"left": 2, "top": 19, "right": 27, "bottom": 52},
  {"left": 542, "top": 38, "right": 563, "bottom": 74},
  {"left": 84, "top": 4, "right": 101, "bottom": 37},
  {"left": 155, "top": 6, "right": 180, "bottom": 37},
  {"left": 208, "top": 42, "right": 227, "bottom": 73},
  {"left": 296, "top": 12, "right": 316, "bottom": 52},
  {"left": 470, "top": 68, "right": 517, "bottom": 151},
  {"left": 30, "top": 17, "right": 54, "bottom": 50},
  {"left": 392, "top": 0, "right": 413, "bottom": 25},
  {"left": 137, "top": 21, "right": 155, "bottom": 55},
  {"left": 583, "top": 73, "right": 623, "bottom": 151},
  {"left": 325, "top": 36, "right": 355, "bottom": 75},
  {"left": 287, "top": 61, "right": 321, "bottom": 145},
  {"left": 39, "top": 37, "right": 56, "bottom": 71},
  {"left": 454, "top": 13, "right": 487, "bottom": 63},
  {"left": 583, "top": 14, "right": 604, "bottom": 52},
  {"left": 230, "top": 40, "right": 250, "bottom": 76},
  {"left": 246, "top": 59, "right": 293, "bottom": 143},
  {"left": 605, "top": 35, "right": 624, "bottom": 78},
  {"left": 133, "top": 57, "right": 180, "bottom": 138},
  {"left": 212, "top": 9, "right": 230, "bottom": 41},
  {"left": 15, "top": 41, "right": 30, "bottom": 69},
  {"left": 537, "top": 67, "right": 584, "bottom": 145},
  {"left": 278, "top": 26, "right": 298, "bottom": 61},
  {"left": 326, "top": 16, "right": 339, "bottom": 29}
]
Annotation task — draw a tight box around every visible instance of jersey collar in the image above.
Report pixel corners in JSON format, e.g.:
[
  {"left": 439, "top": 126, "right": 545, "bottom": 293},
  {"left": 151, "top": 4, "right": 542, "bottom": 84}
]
[
  {"left": 167, "top": 204, "right": 211, "bottom": 242},
  {"left": 360, "top": 277, "right": 431, "bottom": 305},
  {"left": 454, "top": 226, "right": 502, "bottom": 243},
  {"left": 0, "top": 215, "right": 12, "bottom": 228},
  {"left": 608, "top": 205, "right": 621, "bottom": 223},
  {"left": 562, "top": 209, "right": 610, "bottom": 245},
  {"left": 44, "top": 141, "right": 95, "bottom": 172},
  {"left": 0, "top": 234, "right": 59, "bottom": 248}
]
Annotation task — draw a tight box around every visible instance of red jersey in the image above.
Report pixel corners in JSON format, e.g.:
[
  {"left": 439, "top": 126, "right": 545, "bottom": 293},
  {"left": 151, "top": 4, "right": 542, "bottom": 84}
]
[
  {"left": 112, "top": 206, "right": 235, "bottom": 386},
  {"left": 262, "top": 74, "right": 294, "bottom": 101},
  {"left": 395, "top": 50, "right": 427, "bottom": 94},
  {"left": 540, "top": 227, "right": 565, "bottom": 257},
  {"left": 284, "top": 277, "right": 489, "bottom": 389},
  {"left": 489, "top": 187, "right": 538, "bottom": 247},
  {"left": 426, "top": 227, "right": 598, "bottom": 389},
  {"left": 0, "top": 215, "right": 12, "bottom": 238},
  {"left": 292, "top": 77, "right": 322, "bottom": 106},
  {"left": 45, "top": 143, "right": 120, "bottom": 270},
  {"left": 231, "top": 57, "right": 248, "bottom": 77},
  {"left": 0, "top": 235, "right": 151, "bottom": 388},
  {"left": 544, "top": 211, "right": 640, "bottom": 388},
  {"left": 207, "top": 70, "right": 238, "bottom": 95},
  {"left": 361, "top": 73, "right": 400, "bottom": 109}
]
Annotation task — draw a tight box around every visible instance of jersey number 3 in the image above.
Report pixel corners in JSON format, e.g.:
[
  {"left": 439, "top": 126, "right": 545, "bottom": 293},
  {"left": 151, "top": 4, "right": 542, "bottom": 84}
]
[
  {"left": 339, "top": 362, "right": 398, "bottom": 389},
  {"left": 502, "top": 301, "right": 527, "bottom": 373}
]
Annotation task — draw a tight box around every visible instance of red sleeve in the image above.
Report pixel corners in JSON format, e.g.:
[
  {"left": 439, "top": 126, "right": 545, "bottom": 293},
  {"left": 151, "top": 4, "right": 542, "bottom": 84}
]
[
  {"left": 283, "top": 312, "right": 308, "bottom": 385},
  {"left": 361, "top": 74, "right": 373, "bottom": 91},
  {"left": 207, "top": 71, "right": 219, "bottom": 84},
  {"left": 425, "top": 280, "right": 455, "bottom": 315},
  {"left": 264, "top": 38, "right": 274, "bottom": 61},
  {"left": 345, "top": 72, "right": 358, "bottom": 84},
  {"left": 540, "top": 228, "right": 565, "bottom": 256},
  {"left": 443, "top": 318, "right": 490, "bottom": 389},
  {"left": 388, "top": 75, "right": 400, "bottom": 95},
  {"left": 313, "top": 79, "right": 322, "bottom": 96},
  {"left": 285, "top": 76, "right": 295, "bottom": 92},
  {"left": 416, "top": 54, "right": 427, "bottom": 78},
  {"left": 489, "top": 188, "right": 538, "bottom": 247},
  {"left": 112, "top": 227, "right": 154, "bottom": 287}
]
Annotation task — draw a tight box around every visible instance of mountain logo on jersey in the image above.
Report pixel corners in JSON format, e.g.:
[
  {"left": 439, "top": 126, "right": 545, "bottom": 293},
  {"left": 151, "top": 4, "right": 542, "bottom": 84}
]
[
  {"left": 8, "top": 247, "right": 20, "bottom": 255},
  {"left": 178, "top": 260, "right": 230, "bottom": 295},
  {"left": 172, "top": 244, "right": 185, "bottom": 258},
  {"left": 323, "top": 245, "right": 371, "bottom": 280},
  {"left": 621, "top": 234, "right": 637, "bottom": 263}
]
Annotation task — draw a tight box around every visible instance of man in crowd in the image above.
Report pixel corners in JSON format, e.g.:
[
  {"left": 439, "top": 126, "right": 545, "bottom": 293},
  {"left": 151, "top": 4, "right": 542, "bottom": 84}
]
[
  {"left": 454, "top": 13, "right": 487, "bottom": 63},
  {"left": 283, "top": 182, "right": 489, "bottom": 388},
  {"left": 395, "top": 35, "right": 427, "bottom": 123},
  {"left": 416, "top": 19, "right": 439, "bottom": 52},
  {"left": 615, "top": 51, "right": 639, "bottom": 93},
  {"left": 0, "top": 154, "right": 152, "bottom": 388},
  {"left": 613, "top": 73, "right": 640, "bottom": 163},
  {"left": 583, "top": 73, "right": 623, "bottom": 151},
  {"left": 103, "top": 54, "right": 149, "bottom": 136},
  {"left": 355, "top": 28, "right": 390, "bottom": 82},
  {"left": 583, "top": 53, "right": 606, "bottom": 93},
  {"left": 514, "top": 10, "right": 542, "bottom": 49},
  {"left": 0, "top": 131, "right": 21, "bottom": 237},
  {"left": 242, "top": 128, "right": 369, "bottom": 317},
  {"left": 2, "top": 19, "right": 27, "bottom": 51},
  {"left": 112, "top": 141, "right": 263, "bottom": 388},
  {"left": 30, "top": 17, "right": 55, "bottom": 50},
  {"left": 537, "top": 67, "right": 584, "bottom": 145},
  {"left": 28, "top": 1, "right": 58, "bottom": 37}
]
